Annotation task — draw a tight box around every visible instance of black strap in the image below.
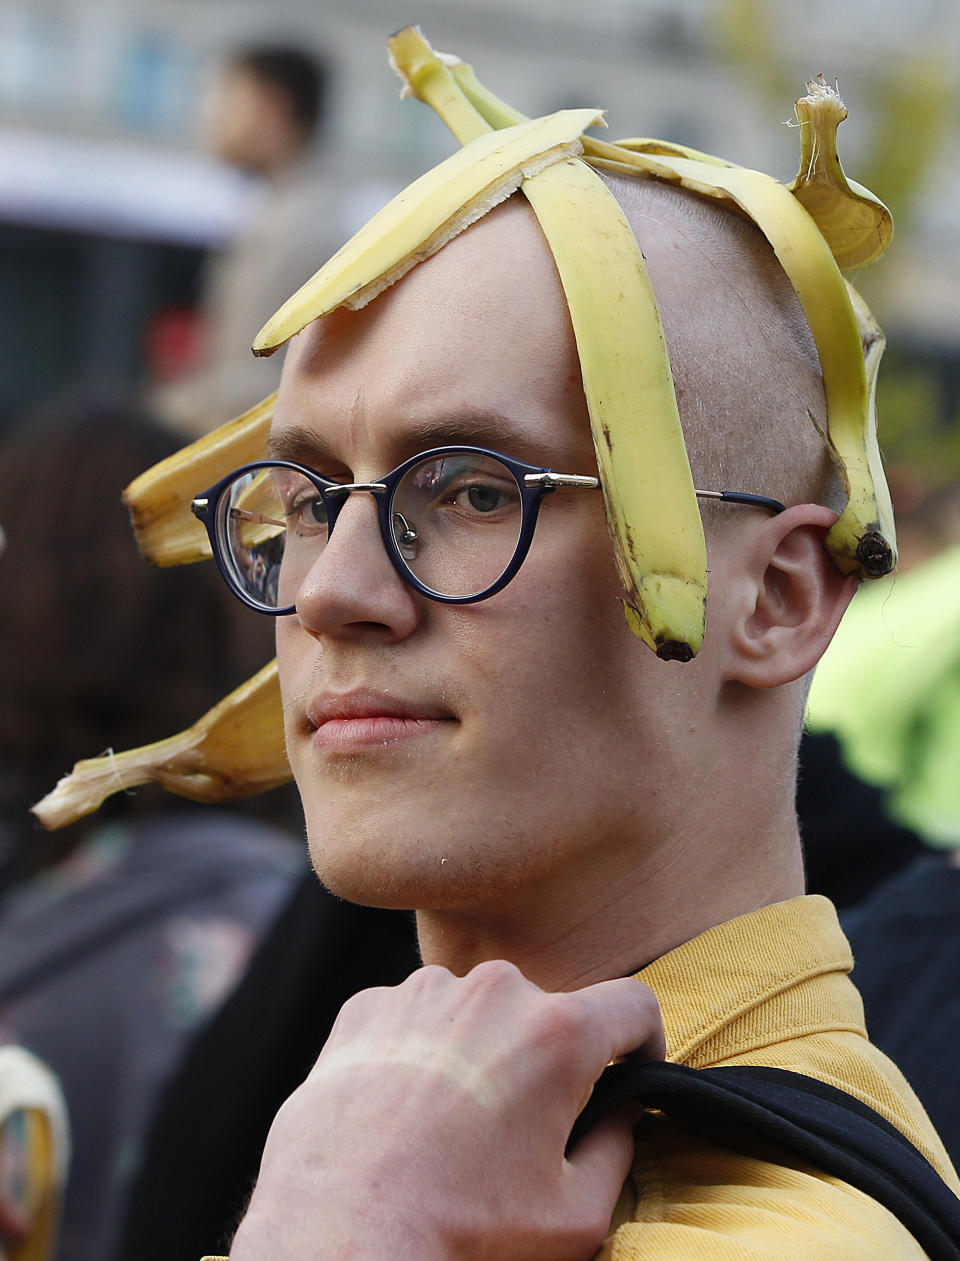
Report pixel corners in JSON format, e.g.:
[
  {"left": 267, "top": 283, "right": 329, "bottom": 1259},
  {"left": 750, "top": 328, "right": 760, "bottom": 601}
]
[{"left": 567, "top": 1059, "right": 960, "bottom": 1261}]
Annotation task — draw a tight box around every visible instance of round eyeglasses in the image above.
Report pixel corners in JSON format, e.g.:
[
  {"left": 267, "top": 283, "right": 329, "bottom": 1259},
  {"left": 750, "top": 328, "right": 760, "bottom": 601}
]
[
  {"left": 191, "top": 446, "right": 601, "bottom": 611},
  {"left": 190, "top": 444, "right": 786, "bottom": 614}
]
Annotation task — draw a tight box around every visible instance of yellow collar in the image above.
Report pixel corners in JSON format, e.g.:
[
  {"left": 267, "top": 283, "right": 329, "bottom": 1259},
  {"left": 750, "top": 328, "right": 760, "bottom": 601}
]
[{"left": 637, "top": 895, "right": 864, "bottom": 1066}]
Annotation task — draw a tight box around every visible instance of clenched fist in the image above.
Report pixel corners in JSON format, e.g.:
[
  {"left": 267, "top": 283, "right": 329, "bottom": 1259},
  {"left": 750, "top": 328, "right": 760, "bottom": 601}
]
[{"left": 231, "top": 960, "right": 664, "bottom": 1261}]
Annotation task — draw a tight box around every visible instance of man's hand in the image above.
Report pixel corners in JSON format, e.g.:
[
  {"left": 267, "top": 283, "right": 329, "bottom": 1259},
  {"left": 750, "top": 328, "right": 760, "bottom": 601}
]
[{"left": 230, "top": 961, "right": 664, "bottom": 1261}]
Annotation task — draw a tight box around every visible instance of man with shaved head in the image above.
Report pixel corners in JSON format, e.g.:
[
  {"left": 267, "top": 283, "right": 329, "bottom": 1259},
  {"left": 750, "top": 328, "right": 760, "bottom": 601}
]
[{"left": 196, "top": 147, "right": 957, "bottom": 1258}]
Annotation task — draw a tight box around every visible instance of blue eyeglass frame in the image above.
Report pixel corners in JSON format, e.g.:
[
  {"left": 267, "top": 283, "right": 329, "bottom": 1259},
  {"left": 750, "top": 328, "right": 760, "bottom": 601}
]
[
  {"left": 192, "top": 445, "right": 600, "bottom": 611},
  {"left": 191, "top": 443, "right": 786, "bottom": 614}
]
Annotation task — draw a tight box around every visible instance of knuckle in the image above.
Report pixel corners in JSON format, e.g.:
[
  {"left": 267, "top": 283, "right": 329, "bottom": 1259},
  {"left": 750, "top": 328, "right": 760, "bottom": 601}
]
[
  {"left": 632, "top": 978, "right": 660, "bottom": 1012},
  {"left": 334, "top": 964, "right": 455, "bottom": 1024},
  {"left": 330, "top": 984, "right": 382, "bottom": 1028},
  {"left": 470, "top": 957, "right": 523, "bottom": 982},
  {"left": 576, "top": 1207, "right": 614, "bottom": 1250},
  {"left": 409, "top": 962, "right": 456, "bottom": 989},
  {"left": 465, "top": 957, "right": 527, "bottom": 992},
  {"left": 530, "top": 995, "right": 589, "bottom": 1055}
]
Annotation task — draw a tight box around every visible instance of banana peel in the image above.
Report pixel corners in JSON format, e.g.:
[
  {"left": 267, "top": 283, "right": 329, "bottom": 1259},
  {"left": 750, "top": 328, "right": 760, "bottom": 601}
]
[
  {"left": 388, "top": 27, "right": 706, "bottom": 658},
  {"left": 825, "top": 279, "right": 897, "bottom": 577},
  {"left": 253, "top": 106, "right": 604, "bottom": 355},
  {"left": 449, "top": 53, "right": 889, "bottom": 271},
  {"left": 32, "top": 661, "right": 289, "bottom": 830},
  {"left": 424, "top": 32, "right": 897, "bottom": 581},
  {"left": 787, "top": 76, "right": 893, "bottom": 271},
  {"left": 125, "top": 392, "right": 276, "bottom": 567},
  {"left": 37, "top": 28, "right": 901, "bottom": 826}
]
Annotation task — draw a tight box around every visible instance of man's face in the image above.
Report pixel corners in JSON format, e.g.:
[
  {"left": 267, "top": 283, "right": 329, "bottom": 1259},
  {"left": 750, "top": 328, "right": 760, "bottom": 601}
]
[
  {"left": 204, "top": 65, "right": 288, "bottom": 174},
  {"left": 272, "top": 199, "right": 722, "bottom": 914}
]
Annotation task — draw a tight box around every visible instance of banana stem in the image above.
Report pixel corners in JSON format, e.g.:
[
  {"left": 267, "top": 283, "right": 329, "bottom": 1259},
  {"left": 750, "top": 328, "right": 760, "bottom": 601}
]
[
  {"left": 450, "top": 60, "right": 730, "bottom": 182},
  {"left": 388, "top": 27, "right": 490, "bottom": 145},
  {"left": 450, "top": 61, "right": 528, "bottom": 129},
  {"left": 794, "top": 77, "right": 847, "bottom": 187}
]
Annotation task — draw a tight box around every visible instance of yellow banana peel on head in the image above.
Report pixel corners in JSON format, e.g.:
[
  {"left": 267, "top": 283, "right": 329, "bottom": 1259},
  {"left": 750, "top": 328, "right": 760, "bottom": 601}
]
[
  {"left": 787, "top": 76, "right": 894, "bottom": 272},
  {"left": 825, "top": 280, "right": 897, "bottom": 577},
  {"left": 385, "top": 28, "right": 706, "bottom": 657},
  {"left": 41, "top": 27, "right": 900, "bottom": 824},
  {"left": 252, "top": 106, "right": 605, "bottom": 356},
  {"left": 386, "top": 26, "right": 895, "bottom": 617},
  {"left": 518, "top": 157, "right": 706, "bottom": 659},
  {"left": 124, "top": 392, "right": 276, "bottom": 567}
]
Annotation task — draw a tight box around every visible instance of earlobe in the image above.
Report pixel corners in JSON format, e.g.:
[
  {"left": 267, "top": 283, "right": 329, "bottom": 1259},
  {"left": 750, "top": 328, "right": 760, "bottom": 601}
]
[{"left": 724, "top": 505, "right": 858, "bottom": 689}]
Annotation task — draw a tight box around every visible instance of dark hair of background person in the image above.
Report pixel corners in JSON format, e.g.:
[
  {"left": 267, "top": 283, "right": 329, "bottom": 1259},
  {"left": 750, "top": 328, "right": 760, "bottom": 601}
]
[
  {"left": 232, "top": 45, "right": 329, "bottom": 141},
  {"left": 0, "top": 392, "right": 292, "bottom": 898}
]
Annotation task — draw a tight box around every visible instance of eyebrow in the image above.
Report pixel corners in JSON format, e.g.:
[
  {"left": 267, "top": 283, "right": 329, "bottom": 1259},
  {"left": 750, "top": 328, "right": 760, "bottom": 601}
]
[{"left": 267, "top": 408, "right": 566, "bottom": 468}]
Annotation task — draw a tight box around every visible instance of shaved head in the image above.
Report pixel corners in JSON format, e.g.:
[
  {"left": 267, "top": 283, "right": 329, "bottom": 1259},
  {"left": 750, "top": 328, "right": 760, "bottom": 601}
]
[{"left": 596, "top": 171, "right": 840, "bottom": 519}]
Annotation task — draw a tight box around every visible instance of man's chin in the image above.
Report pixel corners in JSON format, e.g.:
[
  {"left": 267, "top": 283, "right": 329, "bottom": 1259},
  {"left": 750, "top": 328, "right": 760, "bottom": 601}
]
[
  {"left": 312, "top": 863, "right": 417, "bottom": 911},
  {"left": 306, "top": 844, "right": 496, "bottom": 914}
]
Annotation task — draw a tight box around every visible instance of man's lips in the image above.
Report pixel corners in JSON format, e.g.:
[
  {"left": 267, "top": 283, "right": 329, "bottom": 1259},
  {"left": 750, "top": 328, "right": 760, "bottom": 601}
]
[{"left": 306, "top": 690, "right": 456, "bottom": 750}]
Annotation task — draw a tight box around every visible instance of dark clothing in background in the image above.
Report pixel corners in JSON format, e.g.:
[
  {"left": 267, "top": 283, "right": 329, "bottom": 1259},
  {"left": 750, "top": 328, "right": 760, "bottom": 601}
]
[
  {"left": 798, "top": 731, "right": 926, "bottom": 910},
  {"left": 0, "top": 810, "right": 303, "bottom": 1261},
  {"left": 118, "top": 872, "right": 419, "bottom": 1261},
  {"left": 798, "top": 735, "right": 960, "bottom": 1165},
  {"left": 843, "top": 854, "right": 960, "bottom": 1168}
]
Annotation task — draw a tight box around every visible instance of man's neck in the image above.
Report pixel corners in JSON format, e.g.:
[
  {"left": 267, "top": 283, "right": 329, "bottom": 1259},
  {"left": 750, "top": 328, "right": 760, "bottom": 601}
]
[{"left": 413, "top": 808, "right": 805, "bottom": 991}]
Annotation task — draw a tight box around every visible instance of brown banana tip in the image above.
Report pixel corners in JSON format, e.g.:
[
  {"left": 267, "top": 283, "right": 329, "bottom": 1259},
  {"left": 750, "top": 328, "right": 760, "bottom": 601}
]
[
  {"left": 656, "top": 640, "right": 695, "bottom": 663},
  {"left": 856, "top": 532, "right": 895, "bottom": 579}
]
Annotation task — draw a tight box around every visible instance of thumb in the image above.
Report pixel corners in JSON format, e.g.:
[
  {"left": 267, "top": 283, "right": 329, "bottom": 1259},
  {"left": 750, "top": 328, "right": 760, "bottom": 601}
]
[{"left": 562, "top": 1106, "right": 638, "bottom": 1226}]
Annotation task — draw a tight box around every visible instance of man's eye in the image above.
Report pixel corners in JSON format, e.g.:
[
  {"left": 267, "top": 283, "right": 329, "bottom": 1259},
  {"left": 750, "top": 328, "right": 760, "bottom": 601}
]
[
  {"left": 461, "top": 483, "right": 510, "bottom": 512},
  {"left": 287, "top": 494, "right": 328, "bottom": 529},
  {"left": 447, "top": 481, "right": 517, "bottom": 514}
]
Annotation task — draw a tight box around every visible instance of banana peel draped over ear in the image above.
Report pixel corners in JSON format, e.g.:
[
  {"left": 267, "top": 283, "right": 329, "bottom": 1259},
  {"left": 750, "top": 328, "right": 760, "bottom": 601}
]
[{"left": 33, "top": 27, "right": 896, "bottom": 828}]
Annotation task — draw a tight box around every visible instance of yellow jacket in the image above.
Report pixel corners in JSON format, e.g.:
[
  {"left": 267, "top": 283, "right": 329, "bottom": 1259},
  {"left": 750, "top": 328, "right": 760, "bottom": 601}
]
[
  {"left": 204, "top": 896, "right": 957, "bottom": 1259},
  {"left": 601, "top": 894, "right": 959, "bottom": 1258}
]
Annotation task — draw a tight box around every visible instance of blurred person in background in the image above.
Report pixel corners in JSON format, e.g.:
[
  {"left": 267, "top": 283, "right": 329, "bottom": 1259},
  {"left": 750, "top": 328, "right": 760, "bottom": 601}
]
[
  {"left": 152, "top": 44, "right": 344, "bottom": 438},
  {"left": 842, "top": 837, "right": 960, "bottom": 1167},
  {"left": 116, "top": 860, "right": 419, "bottom": 1261},
  {"left": 0, "top": 395, "right": 308, "bottom": 1261},
  {"left": 797, "top": 729, "right": 926, "bottom": 913},
  {"left": 806, "top": 523, "right": 960, "bottom": 1170},
  {"left": 0, "top": 393, "right": 420, "bottom": 1261}
]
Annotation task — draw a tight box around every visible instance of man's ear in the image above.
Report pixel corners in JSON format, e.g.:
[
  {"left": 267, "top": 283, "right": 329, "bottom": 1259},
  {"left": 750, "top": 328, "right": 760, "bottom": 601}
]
[{"left": 723, "top": 504, "right": 859, "bottom": 689}]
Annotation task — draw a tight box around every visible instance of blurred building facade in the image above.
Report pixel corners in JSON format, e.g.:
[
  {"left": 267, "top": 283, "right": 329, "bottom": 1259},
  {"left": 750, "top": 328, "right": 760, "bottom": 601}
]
[{"left": 1, "top": 0, "right": 958, "bottom": 448}]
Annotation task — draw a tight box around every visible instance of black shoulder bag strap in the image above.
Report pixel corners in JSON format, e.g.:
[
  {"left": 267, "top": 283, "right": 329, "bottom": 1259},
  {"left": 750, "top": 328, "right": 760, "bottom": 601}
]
[{"left": 567, "top": 1059, "right": 960, "bottom": 1261}]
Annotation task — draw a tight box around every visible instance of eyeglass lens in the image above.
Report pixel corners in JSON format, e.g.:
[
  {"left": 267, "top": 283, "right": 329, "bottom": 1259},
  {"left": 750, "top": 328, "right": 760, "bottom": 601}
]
[{"left": 217, "top": 452, "right": 525, "bottom": 607}]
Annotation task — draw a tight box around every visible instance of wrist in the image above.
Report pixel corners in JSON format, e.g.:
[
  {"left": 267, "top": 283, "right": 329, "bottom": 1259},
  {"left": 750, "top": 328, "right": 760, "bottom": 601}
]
[{"left": 229, "top": 1181, "right": 457, "bottom": 1261}]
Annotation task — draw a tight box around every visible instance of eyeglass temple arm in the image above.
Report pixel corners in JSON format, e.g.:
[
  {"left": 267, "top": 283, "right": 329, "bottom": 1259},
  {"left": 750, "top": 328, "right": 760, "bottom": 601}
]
[
  {"left": 523, "top": 474, "right": 785, "bottom": 516},
  {"left": 694, "top": 489, "right": 786, "bottom": 514},
  {"left": 192, "top": 479, "right": 785, "bottom": 519}
]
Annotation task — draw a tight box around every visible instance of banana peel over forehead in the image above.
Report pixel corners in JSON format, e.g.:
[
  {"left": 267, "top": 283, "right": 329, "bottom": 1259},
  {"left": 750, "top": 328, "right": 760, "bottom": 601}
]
[
  {"left": 36, "top": 27, "right": 898, "bottom": 827},
  {"left": 252, "top": 107, "right": 605, "bottom": 354}
]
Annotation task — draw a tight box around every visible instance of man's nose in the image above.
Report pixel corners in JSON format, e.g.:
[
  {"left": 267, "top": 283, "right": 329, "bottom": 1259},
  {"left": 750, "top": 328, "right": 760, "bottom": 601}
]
[{"left": 293, "top": 489, "right": 419, "bottom": 641}]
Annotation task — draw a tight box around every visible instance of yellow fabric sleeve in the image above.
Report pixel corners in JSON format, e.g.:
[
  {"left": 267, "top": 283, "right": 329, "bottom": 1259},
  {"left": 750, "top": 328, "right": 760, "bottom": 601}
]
[{"left": 600, "top": 1117, "right": 928, "bottom": 1259}]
